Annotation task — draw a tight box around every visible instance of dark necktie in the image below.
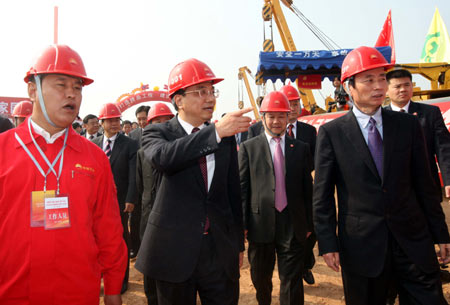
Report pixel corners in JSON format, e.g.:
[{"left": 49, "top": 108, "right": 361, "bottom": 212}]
[
  {"left": 104, "top": 139, "right": 112, "bottom": 158},
  {"left": 273, "top": 137, "right": 287, "bottom": 212},
  {"left": 89, "top": 135, "right": 94, "bottom": 140},
  {"left": 367, "top": 118, "right": 383, "bottom": 177},
  {"left": 400, "top": 109, "right": 406, "bottom": 113},
  {"left": 288, "top": 124, "right": 294, "bottom": 138},
  {"left": 192, "top": 127, "right": 210, "bottom": 233}
]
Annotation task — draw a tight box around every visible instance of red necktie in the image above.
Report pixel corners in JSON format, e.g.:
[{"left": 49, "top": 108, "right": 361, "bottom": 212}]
[
  {"left": 288, "top": 124, "right": 294, "bottom": 138},
  {"left": 192, "top": 127, "right": 210, "bottom": 233}
]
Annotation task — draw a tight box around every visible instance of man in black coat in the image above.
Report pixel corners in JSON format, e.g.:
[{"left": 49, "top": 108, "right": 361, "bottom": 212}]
[
  {"left": 313, "top": 47, "right": 450, "bottom": 304},
  {"left": 136, "top": 103, "right": 174, "bottom": 305},
  {"left": 135, "top": 58, "right": 251, "bottom": 305},
  {"left": 92, "top": 103, "right": 138, "bottom": 294},
  {"left": 0, "top": 116, "right": 13, "bottom": 133},
  {"left": 239, "top": 91, "right": 313, "bottom": 305},
  {"left": 386, "top": 68, "right": 450, "bottom": 199},
  {"left": 128, "top": 105, "right": 151, "bottom": 258}
]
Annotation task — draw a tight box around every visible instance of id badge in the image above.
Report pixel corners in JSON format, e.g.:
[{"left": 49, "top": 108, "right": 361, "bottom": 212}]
[
  {"left": 31, "top": 190, "right": 55, "bottom": 227},
  {"left": 44, "top": 194, "right": 71, "bottom": 230}
]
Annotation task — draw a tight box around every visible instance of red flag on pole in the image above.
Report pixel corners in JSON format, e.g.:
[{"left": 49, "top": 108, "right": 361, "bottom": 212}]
[{"left": 375, "top": 10, "right": 396, "bottom": 64}]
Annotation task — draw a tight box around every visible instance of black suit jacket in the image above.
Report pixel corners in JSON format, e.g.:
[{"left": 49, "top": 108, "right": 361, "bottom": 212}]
[
  {"left": 136, "top": 148, "right": 162, "bottom": 240},
  {"left": 129, "top": 128, "right": 143, "bottom": 147},
  {"left": 0, "top": 116, "right": 13, "bottom": 133},
  {"left": 313, "top": 109, "right": 450, "bottom": 277},
  {"left": 92, "top": 133, "right": 138, "bottom": 207},
  {"left": 247, "top": 120, "right": 317, "bottom": 166},
  {"left": 386, "top": 102, "right": 450, "bottom": 194},
  {"left": 239, "top": 133, "right": 313, "bottom": 243},
  {"left": 135, "top": 116, "right": 244, "bottom": 282}
]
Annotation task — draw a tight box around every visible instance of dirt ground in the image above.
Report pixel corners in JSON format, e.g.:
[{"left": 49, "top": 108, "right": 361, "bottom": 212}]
[{"left": 101, "top": 200, "right": 450, "bottom": 305}]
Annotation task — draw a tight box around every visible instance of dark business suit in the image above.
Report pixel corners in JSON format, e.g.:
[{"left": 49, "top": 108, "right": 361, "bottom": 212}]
[
  {"left": 136, "top": 148, "right": 160, "bottom": 305},
  {"left": 129, "top": 127, "right": 144, "bottom": 255},
  {"left": 235, "top": 130, "right": 248, "bottom": 146},
  {"left": 0, "top": 116, "right": 13, "bottom": 133},
  {"left": 313, "top": 108, "right": 450, "bottom": 304},
  {"left": 386, "top": 102, "right": 450, "bottom": 197},
  {"left": 93, "top": 133, "right": 138, "bottom": 287},
  {"left": 80, "top": 130, "right": 102, "bottom": 140},
  {"left": 248, "top": 119, "right": 317, "bottom": 272},
  {"left": 130, "top": 127, "right": 143, "bottom": 147},
  {"left": 239, "top": 133, "right": 313, "bottom": 305},
  {"left": 135, "top": 116, "right": 244, "bottom": 305}
]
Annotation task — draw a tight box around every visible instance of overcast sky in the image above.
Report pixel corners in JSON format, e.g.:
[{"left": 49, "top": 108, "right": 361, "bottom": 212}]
[{"left": 1, "top": 0, "right": 449, "bottom": 122}]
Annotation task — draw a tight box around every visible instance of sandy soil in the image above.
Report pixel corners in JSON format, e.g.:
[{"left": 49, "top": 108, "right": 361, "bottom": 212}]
[{"left": 101, "top": 200, "right": 450, "bottom": 305}]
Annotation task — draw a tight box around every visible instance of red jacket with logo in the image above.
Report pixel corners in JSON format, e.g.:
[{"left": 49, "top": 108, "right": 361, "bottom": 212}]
[{"left": 0, "top": 118, "right": 127, "bottom": 304}]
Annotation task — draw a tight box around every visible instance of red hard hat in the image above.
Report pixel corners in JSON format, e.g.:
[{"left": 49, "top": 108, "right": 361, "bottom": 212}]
[
  {"left": 167, "top": 58, "right": 223, "bottom": 97},
  {"left": 259, "top": 91, "right": 290, "bottom": 113},
  {"left": 341, "top": 46, "right": 393, "bottom": 82},
  {"left": 279, "top": 85, "right": 301, "bottom": 101},
  {"left": 147, "top": 103, "right": 174, "bottom": 122},
  {"left": 12, "top": 100, "right": 33, "bottom": 118},
  {"left": 98, "top": 103, "right": 122, "bottom": 120},
  {"left": 24, "top": 45, "right": 93, "bottom": 86}
]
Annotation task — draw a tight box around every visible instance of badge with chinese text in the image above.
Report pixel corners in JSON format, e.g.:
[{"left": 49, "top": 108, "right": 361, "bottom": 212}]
[
  {"left": 44, "top": 194, "right": 71, "bottom": 229},
  {"left": 31, "top": 190, "right": 55, "bottom": 227}
]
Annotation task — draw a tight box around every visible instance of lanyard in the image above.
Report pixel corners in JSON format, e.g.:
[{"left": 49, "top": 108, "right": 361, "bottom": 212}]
[{"left": 14, "top": 120, "right": 68, "bottom": 194}]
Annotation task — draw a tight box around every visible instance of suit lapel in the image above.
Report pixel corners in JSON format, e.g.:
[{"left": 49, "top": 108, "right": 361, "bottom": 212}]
[
  {"left": 381, "top": 109, "right": 398, "bottom": 184},
  {"left": 284, "top": 136, "right": 295, "bottom": 177},
  {"left": 109, "top": 133, "right": 124, "bottom": 166},
  {"left": 171, "top": 117, "right": 207, "bottom": 195},
  {"left": 257, "top": 133, "right": 274, "bottom": 173},
  {"left": 342, "top": 111, "right": 381, "bottom": 182}
]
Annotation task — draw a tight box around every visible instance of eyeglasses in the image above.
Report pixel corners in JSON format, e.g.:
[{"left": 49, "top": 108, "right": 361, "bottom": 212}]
[{"left": 184, "top": 88, "right": 220, "bottom": 98}]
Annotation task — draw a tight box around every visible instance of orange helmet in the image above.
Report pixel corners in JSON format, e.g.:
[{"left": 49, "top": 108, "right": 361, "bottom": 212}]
[
  {"left": 147, "top": 103, "right": 174, "bottom": 122},
  {"left": 167, "top": 58, "right": 223, "bottom": 97},
  {"left": 24, "top": 44, "right": 93, "bottom": 86},
  {"left": 341, "top": 46, "right": 393, "bottom": 82},
  {"left": 12, "top": 100, "right": 33, "bottom": 118},
  {"left": 259, "top": 91, "right": 290, "bottom": 113},
  {"left": 99, "top": 103, "right": 122, "bottom": 120},
  {"left": 279, "top": 85, "right": 301, "bottom": 101}
]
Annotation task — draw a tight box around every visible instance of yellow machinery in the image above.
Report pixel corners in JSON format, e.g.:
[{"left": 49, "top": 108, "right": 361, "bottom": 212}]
[
  {"left": 396, "top": 63, "right": 450, "bottom": 100},
  {"left": 257, "top": 0, "right": 326, "bottom": 114},
  {"left": 238, "top": 67, "right": 261, "bottom": 120}
]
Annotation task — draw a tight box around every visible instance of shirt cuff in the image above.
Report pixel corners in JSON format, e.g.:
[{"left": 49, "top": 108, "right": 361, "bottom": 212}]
[{"left": 215, "top": 127, "right": 222, "bottom": 143}]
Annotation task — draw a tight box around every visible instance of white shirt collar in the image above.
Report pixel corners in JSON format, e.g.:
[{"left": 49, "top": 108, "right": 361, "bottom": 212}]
[
  {"left": 178, "top": 116, "right": 206, "bottom": 135},
  {"left": 264, "top": 131, "right": 286, "bottom": 146},
  {"left": 30, "top": 119, "right": 67, "bottom": 144},
  {"left": 352, "top": 105, "right": 383, "bottom": 128},
  {"left": 390, "top": 101, "right": 410, "bottom": 113},
  {"left": 103, "top": 133, "right": 118, "bottom": 144}
]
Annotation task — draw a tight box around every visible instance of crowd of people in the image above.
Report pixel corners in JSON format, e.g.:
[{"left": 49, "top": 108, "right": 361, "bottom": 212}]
[{"left": 1, "top": 44, "right": 450, "bottom": 305}]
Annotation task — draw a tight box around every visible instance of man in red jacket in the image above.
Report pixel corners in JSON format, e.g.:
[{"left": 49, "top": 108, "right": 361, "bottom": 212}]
[{"left": 0, "top": 45, "right": 127, "bottom": 305}]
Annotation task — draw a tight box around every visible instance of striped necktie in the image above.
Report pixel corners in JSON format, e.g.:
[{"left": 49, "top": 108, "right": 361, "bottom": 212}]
[{"left": 104, "top": 139, "right": 112, "bottom": 158}]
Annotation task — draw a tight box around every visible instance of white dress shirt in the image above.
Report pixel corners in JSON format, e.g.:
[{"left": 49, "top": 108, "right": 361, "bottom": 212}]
[
  {"left": 178, "top": 117, "right": 218, "bottom": 191},
  {"left": 390, "top": 101, "right": 411, "bottom": 113},
  {"left": 102, "top": 133, "right": 118, "bottom": 151},
  {"left": 264, "top": 132, "right": 286, "bottom": 161},
  {"left": 30, "top": 119, "right": 66, "bottom": 144},
  {"left": 352, "top": 106, "right": 383, "bottom": 145}
]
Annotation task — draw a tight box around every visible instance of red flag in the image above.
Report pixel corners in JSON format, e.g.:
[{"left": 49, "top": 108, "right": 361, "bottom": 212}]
[{"left": 375, "top": 10, "right": 396, "bottom": 64}]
